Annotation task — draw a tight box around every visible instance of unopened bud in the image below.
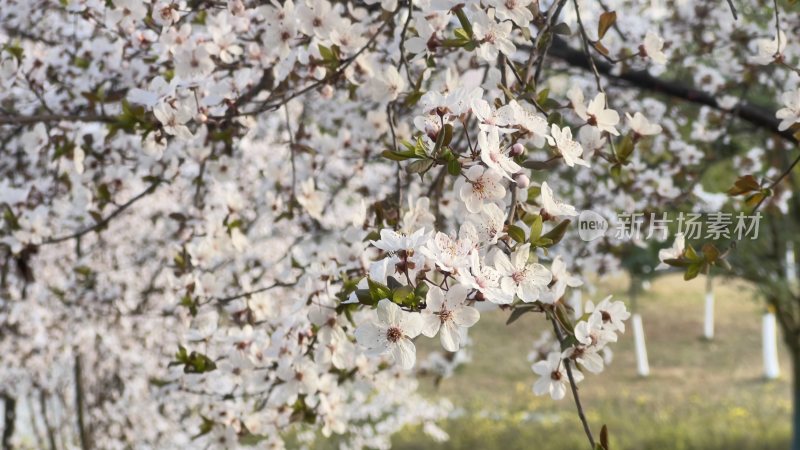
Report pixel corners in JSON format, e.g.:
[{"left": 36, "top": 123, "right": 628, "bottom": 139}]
[
  {"left": 510, "top": 142, "right": 525, "bottom": 157},
  {"left": 320, "top": 84, "right": 334, "bottom": 99},
  {"left": 425, "top": 123, "right": 439, "bottom": 141},
  {"left": 514, "top": 173, "right": 530, "bottom": 188}
]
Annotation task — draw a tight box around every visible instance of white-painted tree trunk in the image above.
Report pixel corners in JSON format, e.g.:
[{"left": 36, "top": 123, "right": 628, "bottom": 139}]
[
  {"left": 763, "top": 312, "right": 780, "bottom": 379},
  {"left": 703, "top": 275, "right": 714, "bottom": 340},
  {"left": 632, "top": 313, "right": 650, "bottom": 377},
  {"left": 786, "top": 241, "right": 796, "bottom": 281}
]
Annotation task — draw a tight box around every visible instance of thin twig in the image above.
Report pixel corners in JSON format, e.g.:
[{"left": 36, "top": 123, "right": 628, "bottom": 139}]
[
  {"left": 506, "top": 183, "right": 517, "bottom": 226},
  {"left": 386, "top": 102, "right": 403, "bottom": 223},
  {"left": 284, "top": 106, "right": 298, "bottom": 203},
  {"left": 773, "top": 0, "right": 781, "bottom": 55},
  {"left": 726, "top": 0, "right": 738, "bottom": 20},
  {"left": 753, "top": 150, "right": 800, "bottom": 212},
  {"left": 38, "top": 180, "right": 165, "bottom": 246},
  {"left": 212, "top": 279, "right": 300, "bottom": 304},
  {"left": 572, "top": 0, "right": 604, "bottom": 93},
  {"left": 397, "top": 0, "right": 414, "bottom": 81},
  {"left": 242, "top": 12, "right": 398, "bottom": 116},
  {"left": 550, "top": 312, "right": 596, "bottom": 449},
  {"left": 530, "top": 0, "right": 569, "bottom": 86}
]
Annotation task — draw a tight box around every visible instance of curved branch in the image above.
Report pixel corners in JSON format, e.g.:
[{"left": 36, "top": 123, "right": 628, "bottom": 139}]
[{"left": 38, "top": 181, "right": 165, "bottom": 246}]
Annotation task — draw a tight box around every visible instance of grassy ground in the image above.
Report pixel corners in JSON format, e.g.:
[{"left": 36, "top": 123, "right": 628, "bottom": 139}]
[{"left": 393, "top": 273, "right": 793, "bottom": 450}]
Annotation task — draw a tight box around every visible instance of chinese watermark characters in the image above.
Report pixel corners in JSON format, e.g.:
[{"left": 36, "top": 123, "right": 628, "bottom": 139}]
[{"left": 577, "top": 211, "right": 762, "bottom": 242}]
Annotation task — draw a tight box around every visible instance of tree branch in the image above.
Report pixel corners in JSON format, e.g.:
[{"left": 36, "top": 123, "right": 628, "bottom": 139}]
[
  {"left": 550, "top": 313, "right": 595, "bottom": 449},
  {"left": 547, "top": 39, "right": 796, "bottom": 143},
  {"left": 0, "top": 114, "right": 114, "bottom": 126},
  {"left": 38, "top": 180, "right": 164, "bottom": 246}
]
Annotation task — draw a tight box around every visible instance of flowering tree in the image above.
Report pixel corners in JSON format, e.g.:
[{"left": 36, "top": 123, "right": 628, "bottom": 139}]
[{"left": 0, "top": 0, "right": 798, "bottom": 449}]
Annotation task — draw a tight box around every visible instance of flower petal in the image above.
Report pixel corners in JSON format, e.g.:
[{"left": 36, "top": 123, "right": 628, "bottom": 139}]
[
  {"left": 452, "top": 306, "right": 480, "bottom": 327},
  {"left": 391, "top": 338, "right": 417, "bottom": 370}
]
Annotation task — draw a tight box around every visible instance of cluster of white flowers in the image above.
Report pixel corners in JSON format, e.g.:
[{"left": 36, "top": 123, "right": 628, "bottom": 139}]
[
  {"left": 531, "top": 296, "right": 629, "bottom": 399},
  {"left": 0, "top": 0, "right": 796, "bottom": 447}
]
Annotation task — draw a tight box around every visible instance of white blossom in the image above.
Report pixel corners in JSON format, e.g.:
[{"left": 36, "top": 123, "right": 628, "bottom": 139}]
[
  {"left": 420, "top": 285, "right": 480, "bottom": 351},
  {"left": 355, "top": 299, "right": 424, "bottom": 370}
]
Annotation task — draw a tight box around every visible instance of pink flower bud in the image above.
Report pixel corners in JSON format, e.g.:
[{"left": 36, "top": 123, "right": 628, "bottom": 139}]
[
  {"left": 514, "top": 173, "right": 530, "bottom": 188},
  {"left": 510, "top": 143, "right": 525, "bottom": 157}
]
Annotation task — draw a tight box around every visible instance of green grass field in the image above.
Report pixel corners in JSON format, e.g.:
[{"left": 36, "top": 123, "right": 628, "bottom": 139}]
[{"left": 393, "top": 273, "right": 793, "bottom": 450}]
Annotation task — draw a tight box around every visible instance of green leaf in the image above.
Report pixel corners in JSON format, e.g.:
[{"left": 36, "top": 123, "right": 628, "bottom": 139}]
[
  {"left": 684, "top": 244, "right": 700, "bottom": 262},
  {"left": 616, "top": 132, "right": 635, "bottom": 163},
  {"left": 239, "top": 433, "right": 270, "bottom": 446},
  {"left": 318, "top": 44, "right": 337, "bottom": 63},
  {"left": 407, "top": 159, "right": 434, "bottom": 175},
  {"left": 610, "top": 164, "right": 622, "bottom": 181},
  {"left": 2, "top": 42, "right": 24, "bottom": 61},
  {"left": 381, "top": 149, "right": 418, "bottom": 161},
  {"left": 663, "top": 258, "right": 691, "bottom": 268},
  {"left": 454, "top": 7, "right": 474, "bottom": 38},
  {"left": 597, "top": 11, "right": 617, "bottom": 40},
  {"left": 404, "top": 90, "right": 424, "bottom": 107},
  {"left": 506, "top": 304, "right": 538, "bottom": 325},
  {"left": 541, "top": 219, "right": 571, "bottom": 247},
  {"left": 72, "top": 56, "right": 90, "bottom": 69},
  {"left": 414, "top": 135, "right": 428, "bottom": 156},
  {"left": 453, "top": 28, "right": 471, "bottom": 41},
  {"left": 555, "top": 302, "right": 574, "bottom": 332},
  {"left": 536, "top": 88, "right": 550, "bottom": 105},
  {"left": 392, "top": 285, "right": 415, "bottom": 306},
  {"left": 522, "top": 159, "right": 556, "bottom": 170},
  {"left": 684, "top": 262, "right": 702, "bottom": 281},
  {"left": 529, "top": 215, "right": 543, "bottom": 242},
  {"left": 192, "top": 416, "right": 215, "bottom": 439},
  {"left": 367, "top": 278, "right": 391, "bottom": 300},
  {"left": 442, "top": 123, "right": 454, "bottom": 146},
  {"left": 508, "top": 225, "right": 526, "bottom": 243},
  {"left": 3, "top": 207, "right": 20, "bottom": 231},
  {"left": 414, "top": 282, "right": 429, "bottom": 304},
  {"left": 172, "top": 347, "right": 217, "bottom": 374},
  {"left": 447, "top": 159, "right": 461, "bottom": 176},
  {"left": 526, "top": 186, "right": 542, "bottom": 203},
  {"left": 180, "top": 295, "right": 198, "bottom": 316},
  {"left": 355, "top": 289, "right": 375, "bottom": 305},
  {"left": 552, "top": 22, "right": 572, "bottom": 36}
]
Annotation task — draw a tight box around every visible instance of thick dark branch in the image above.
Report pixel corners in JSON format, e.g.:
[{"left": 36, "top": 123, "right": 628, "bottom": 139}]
[
  {"left": 0, "top": 114, "right": 114, "bottom": 126},
  {"left": 548, "top": 39, "right": 796, "bottom": 143}
]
